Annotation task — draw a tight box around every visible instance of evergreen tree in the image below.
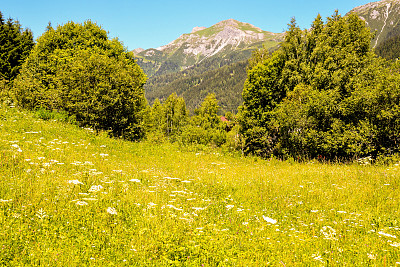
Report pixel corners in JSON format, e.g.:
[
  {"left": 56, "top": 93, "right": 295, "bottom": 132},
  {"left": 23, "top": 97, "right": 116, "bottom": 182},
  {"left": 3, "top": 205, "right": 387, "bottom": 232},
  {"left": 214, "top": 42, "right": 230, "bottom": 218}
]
[
  {"left": 239, "top": 12, "right": 400, "bottom": 160},
  {"left": 0, "top": 11, "right": 34, "bottom": 82}
]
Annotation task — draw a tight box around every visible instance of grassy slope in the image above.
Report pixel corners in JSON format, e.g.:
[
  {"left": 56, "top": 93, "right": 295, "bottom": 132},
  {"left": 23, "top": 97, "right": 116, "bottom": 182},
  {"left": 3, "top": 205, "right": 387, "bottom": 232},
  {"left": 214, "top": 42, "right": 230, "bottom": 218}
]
[{"left": 1, "top": 105, "right": 399, "bottom": 265}]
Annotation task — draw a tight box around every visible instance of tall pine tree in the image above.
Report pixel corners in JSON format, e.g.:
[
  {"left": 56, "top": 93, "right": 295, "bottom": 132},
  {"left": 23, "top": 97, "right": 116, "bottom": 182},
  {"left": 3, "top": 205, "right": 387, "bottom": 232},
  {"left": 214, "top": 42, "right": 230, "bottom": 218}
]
[{"left": 0, "top": 11, "right": 34, "bottom": 82}]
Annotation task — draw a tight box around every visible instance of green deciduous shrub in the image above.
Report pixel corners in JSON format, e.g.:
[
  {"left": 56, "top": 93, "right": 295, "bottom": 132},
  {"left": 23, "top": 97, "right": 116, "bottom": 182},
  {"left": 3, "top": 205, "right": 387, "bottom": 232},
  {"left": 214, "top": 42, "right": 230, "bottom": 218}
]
[{"left": 13, "top": 21, "right": 147, "bottom": 140}]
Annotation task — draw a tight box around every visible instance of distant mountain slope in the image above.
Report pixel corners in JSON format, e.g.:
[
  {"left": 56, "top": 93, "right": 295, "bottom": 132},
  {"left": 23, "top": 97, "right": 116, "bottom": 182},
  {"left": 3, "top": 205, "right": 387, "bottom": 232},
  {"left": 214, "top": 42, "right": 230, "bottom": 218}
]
[
  {"left": 349, "top": 0, "right": 400, "bottom": 48},
  {"left": 145, "top": 59, "right": 248, "bottom": 113},
  {"left": 135, "top": 19, "right": 283, "bottom": 77},
  {"left": 134, "top": 19, "right": 284, "bottom": 112},
  {"left": 374, "top": 23, "right": 400, "bottom": 59}
]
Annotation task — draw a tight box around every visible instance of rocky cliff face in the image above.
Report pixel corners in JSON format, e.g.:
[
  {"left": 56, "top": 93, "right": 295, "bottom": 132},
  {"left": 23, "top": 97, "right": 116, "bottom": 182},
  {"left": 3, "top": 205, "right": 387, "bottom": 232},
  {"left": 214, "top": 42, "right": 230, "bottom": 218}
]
[
  {"left": 349, "top": 0, "right": 400, "bottom": 47},
  {"left": 157, "top": 19, "right": 280, "bottom": 59},
  {"left": 134, "top": 19, "right": 283, "bottom": 77}
]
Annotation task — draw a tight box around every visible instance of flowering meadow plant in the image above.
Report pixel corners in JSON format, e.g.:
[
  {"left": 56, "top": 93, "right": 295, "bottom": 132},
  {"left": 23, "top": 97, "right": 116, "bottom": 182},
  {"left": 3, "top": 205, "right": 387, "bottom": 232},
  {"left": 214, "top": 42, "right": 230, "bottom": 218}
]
[{"left": 0, "top": 105, "right": 399, "bottom": 265}]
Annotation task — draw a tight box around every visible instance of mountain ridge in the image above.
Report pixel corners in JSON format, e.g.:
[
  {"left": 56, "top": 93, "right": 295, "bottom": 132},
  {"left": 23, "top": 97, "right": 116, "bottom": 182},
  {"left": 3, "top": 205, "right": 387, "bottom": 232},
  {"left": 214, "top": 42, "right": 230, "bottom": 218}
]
[{"left": 134, "top": 19, "right": 284, "bottom": 77}]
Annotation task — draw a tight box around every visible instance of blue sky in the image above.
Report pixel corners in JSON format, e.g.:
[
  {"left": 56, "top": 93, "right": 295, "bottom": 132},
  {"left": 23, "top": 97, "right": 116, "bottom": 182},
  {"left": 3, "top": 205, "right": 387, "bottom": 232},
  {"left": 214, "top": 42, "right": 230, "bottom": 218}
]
[{"left": 2, "top": 0, "right": 373, "bottom": 50}]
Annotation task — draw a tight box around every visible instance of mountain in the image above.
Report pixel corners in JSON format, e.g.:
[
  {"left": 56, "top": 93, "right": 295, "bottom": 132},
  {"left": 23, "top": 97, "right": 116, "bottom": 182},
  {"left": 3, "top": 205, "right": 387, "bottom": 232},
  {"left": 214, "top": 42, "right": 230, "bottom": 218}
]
[
  {"left": 135, "top": 19, "right": 284, "bottom": 112},
  {"left": 135, "top": 19, "right": 283, "bottom": 77},
  {"left": 349, "top": 0, "right": 400, "bottom": 48}
]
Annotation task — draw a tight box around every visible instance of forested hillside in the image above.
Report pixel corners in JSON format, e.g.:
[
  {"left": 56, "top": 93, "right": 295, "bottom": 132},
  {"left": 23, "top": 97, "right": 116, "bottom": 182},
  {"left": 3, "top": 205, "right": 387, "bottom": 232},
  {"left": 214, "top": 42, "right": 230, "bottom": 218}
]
[
  {"left": 375, "top": 24, "right": 400, "bottom": 59},
  {"left": 145, "top": 59, "right": 248, "bottom": 113}
]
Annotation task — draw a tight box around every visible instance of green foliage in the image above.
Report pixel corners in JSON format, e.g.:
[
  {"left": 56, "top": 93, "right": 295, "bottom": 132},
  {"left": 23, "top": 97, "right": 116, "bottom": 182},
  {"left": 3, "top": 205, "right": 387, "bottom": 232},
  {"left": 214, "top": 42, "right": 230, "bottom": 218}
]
[
  {"left": 33, "top": 107, "right": 75, "bottom": 123},
  {"left": 0, "top": 77, "right": 13, "bottom": 105},
  {"left": 144, "top": 93, "right": 189, "bottom": 141},
  {"left": 146, "top": 93, "right": 229, "bottom": 147},
  {"left": 12, "top": 21, "right": 147, "bottom": 140},
  {"left": 0, "top": 11, "right": 35, "bottom": 82},
  {"left": 181, "top": 94, "right": 227, "bottom": 146},
  {"left": 240, "top": 12, "right": 400, "bottom": 160}
]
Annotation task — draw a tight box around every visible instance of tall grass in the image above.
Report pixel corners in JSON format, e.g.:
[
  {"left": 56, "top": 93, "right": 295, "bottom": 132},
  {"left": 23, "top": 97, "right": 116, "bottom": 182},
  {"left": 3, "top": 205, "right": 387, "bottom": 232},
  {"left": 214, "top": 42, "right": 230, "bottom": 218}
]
[{"left": 0, "top": 105, "right": 399, "bottom": 266}]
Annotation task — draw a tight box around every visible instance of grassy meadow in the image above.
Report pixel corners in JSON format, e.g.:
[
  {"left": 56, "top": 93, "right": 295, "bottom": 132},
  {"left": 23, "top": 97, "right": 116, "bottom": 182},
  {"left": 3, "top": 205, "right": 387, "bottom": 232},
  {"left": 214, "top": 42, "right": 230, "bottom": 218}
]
[{"left": 0, "top": 104, "right": 399, "bottom": 266}]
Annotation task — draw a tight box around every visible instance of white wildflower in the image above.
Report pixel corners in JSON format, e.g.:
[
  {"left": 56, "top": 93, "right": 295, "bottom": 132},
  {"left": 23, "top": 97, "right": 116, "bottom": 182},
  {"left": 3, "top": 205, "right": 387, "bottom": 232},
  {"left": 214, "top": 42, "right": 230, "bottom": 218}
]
[
  {"left": 172, "top": 191, "right": 187, "bottom": 194},
  {"left": 320, "top": 226, "right": 337, "bottom": 240},
  {"left": 312, "top": 253, "right": 324, "bottom": 262},
  {"left": 378, "top": 231, "right": 397, "bottom": 239},
  {"left": 11, "top": 144, "right": 22, "bottom": 152},
  {"left": 390, "top": 242, "right": 400, "bottom": 247},
  {"left": 262, "top": 215, "right": 277, "bottom": 224},
  {"left": 36, "top": 208, "right": 47, "bottom": 219},
  {"left": 166, "top": 204, "right": 183, "bottom": 211},
  {"left": 76, "top": 201, "right": 88, "bottom": 206},
  {"left": 0, "top": 199, "right": 12, "bottom": 202},
  {"left": 99, "top": 153, "right": 109, "bottom": 157},
  {"left": 12, "top": 213, "right": 21, "bottom": 218},
  {"left": 129, "top": 179, "right": 141, "bottom": 183},
  {"left": 226, "top": 204, "right": 234, "bottom": 210},
  {"left": 68, "top": 179, "right": 83, "bottom": 185},
  {"left": 107, "top": 207, "right": 117, "bottom": 215},
  {"left": 88, "top": 185, "right": 103, "bottom": 192},
  {"left": 192, "top": 207, "right": 206, "bottom": 211}
]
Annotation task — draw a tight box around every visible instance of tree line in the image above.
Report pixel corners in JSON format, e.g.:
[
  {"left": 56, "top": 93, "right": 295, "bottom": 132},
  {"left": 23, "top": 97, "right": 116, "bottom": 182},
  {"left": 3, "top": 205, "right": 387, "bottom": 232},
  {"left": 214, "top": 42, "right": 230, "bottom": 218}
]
[
  {"left": 239, "top": 12, "right": 400, "bottom": 161},
  {"left": 1, "top": 10, "right": 400, "bottom": 161}
]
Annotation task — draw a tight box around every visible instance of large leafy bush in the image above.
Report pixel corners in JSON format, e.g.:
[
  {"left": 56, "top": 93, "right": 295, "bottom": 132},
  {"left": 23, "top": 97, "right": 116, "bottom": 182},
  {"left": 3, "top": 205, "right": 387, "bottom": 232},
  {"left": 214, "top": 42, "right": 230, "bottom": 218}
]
[
  {"left": 239, "top": 12, "right": 400, "bottom": 160},
  {"left": 13, "top": 21, "right": 147, "bottom": 140}
]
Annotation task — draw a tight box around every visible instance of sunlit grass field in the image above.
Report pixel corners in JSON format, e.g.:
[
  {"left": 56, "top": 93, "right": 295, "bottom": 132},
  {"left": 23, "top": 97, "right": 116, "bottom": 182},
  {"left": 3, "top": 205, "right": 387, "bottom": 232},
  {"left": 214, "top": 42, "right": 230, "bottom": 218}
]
[{"left": 1, "top": 105, "right": 399, "bottom": 266}]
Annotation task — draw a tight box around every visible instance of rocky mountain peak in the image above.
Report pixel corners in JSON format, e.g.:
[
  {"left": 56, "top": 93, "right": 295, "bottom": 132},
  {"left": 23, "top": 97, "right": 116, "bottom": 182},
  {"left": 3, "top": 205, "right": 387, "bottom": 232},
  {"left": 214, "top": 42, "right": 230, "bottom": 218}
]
[
  {"left": 191, "top": 26, "right": 206, "bottom": 33},
  {"left": 134, "top": 19, "right": 283, "bottom": 77},
  {"left": 215, "top": 19, "right": 241, "bottom": 27},
  {"left": 155, "top": 19, "right": 280, "bottom": 56}
]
